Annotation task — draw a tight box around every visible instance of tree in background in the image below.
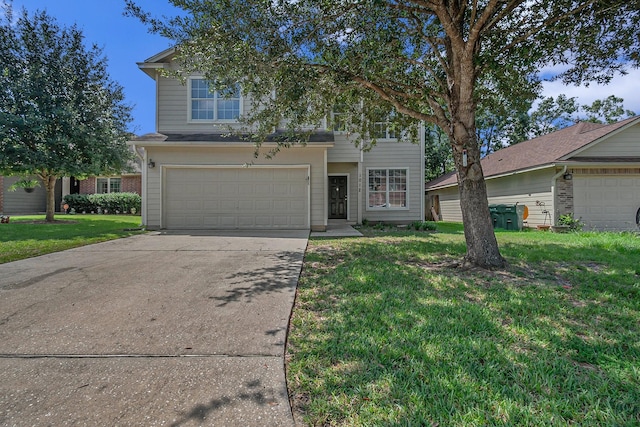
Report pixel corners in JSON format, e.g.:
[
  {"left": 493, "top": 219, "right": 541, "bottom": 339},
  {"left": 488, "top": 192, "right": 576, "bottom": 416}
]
[
  {"left": 0, "top": 7, "right": 133, "bottom": 221},
  {"left": 424, "top": 124, "right": 454, "bottom": 182},
  {"left": 581, "top": 95, "right": 636, "bottom": 124},
  {"left": 128, "top": 0, "right": 639, "bottom": 268}
]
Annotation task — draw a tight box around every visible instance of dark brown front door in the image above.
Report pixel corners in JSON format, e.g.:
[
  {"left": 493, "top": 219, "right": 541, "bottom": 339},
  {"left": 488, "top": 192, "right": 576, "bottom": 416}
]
[{"left": 329, "top": 176, "right": 348, "bottom": 219}]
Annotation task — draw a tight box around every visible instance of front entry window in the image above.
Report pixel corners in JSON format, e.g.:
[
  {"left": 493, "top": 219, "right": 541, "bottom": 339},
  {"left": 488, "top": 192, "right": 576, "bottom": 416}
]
[{"left": 367, "top": 169, "right": 408, "bottom": 209}]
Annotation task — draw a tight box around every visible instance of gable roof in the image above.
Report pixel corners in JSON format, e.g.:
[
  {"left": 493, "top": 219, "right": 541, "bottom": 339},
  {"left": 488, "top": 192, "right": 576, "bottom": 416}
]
[{"left": 426, "top": 116, "right": 640, "bottom": 190}]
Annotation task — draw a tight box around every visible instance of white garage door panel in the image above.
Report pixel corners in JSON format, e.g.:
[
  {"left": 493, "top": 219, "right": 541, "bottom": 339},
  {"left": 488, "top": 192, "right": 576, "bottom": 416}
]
[
  {"left": 164, "top": 167, "right": 309, "bottom": 229},
  {"left": 573, "top": 176, "right": 640, "bottom": 231}
]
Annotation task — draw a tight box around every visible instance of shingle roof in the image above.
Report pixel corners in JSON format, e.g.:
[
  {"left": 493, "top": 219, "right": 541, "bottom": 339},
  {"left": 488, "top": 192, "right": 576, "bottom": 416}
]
[{"left": 426, "top": 116, "right": 640, "bottom": 190}]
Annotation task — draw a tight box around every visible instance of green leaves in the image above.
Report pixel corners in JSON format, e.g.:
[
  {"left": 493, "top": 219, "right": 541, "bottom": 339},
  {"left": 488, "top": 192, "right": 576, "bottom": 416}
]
[{"left": 0, "top": 7, "right": 134, "bottom": 179}]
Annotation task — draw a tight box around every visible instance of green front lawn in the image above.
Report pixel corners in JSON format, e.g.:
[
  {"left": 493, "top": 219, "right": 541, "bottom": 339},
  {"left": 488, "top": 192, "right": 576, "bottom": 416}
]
[
  {"left": 0, "top": 214, "right": 145, "bottom": 264},
  {"left": 287, "top": 224, "right": 640, "bottom": 426}
]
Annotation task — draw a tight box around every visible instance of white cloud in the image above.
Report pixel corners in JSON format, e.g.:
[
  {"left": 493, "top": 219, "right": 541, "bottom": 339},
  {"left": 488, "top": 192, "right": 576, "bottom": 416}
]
[{"left": 540, "top": 68, "right": 640, "bottom": 115}]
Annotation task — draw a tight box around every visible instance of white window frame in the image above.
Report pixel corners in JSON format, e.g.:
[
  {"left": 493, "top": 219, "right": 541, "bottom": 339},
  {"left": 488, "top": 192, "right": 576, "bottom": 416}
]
[
  {"left": 188, "top": 77, "right": 242, "bottom": 123},
  {"left": 372, "top": 121, "right": 398, "bottom": 140},
  {"left": 96, "top": 177, "right": 122, "bottom": 194},
  {"left": 366, "top": 168, "right": 409, "bottom": 210}
]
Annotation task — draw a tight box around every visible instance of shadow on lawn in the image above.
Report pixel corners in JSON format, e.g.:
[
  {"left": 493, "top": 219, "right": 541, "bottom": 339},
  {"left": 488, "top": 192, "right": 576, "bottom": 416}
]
[{"left": 288, "top": 235, "right": 640, "bottom": 425}]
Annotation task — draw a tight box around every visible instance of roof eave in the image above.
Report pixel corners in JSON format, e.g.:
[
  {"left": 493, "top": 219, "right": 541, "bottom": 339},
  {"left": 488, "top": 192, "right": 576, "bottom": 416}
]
[{"left": 128, "top": 140, "right": 335, "bottom": 148}]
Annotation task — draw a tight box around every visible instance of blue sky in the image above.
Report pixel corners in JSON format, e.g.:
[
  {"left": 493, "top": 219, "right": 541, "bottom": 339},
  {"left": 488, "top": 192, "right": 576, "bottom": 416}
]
[{"left": 7, "top": 1, "right": 640, "bottom": 135}]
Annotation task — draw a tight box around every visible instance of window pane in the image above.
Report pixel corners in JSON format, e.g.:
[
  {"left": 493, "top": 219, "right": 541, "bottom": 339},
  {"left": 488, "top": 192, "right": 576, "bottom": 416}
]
[
  {"left": 192, "top": 79, "right": 214, "bottom": 99},
  {"left": 368, "top": 169, "right": 387, "bottom": 208},
  {"left": 388, "top": 169, "right": 406, "bottom": 207},
  {"left": 217, "top": 99, "right": 240, "bottom": 120},
  {"left": 373, "top": 122, "right": 387, "bottom": 139},
  {"left": 192, "top": 100, "right": 214, "bottom": 120},
  {"left": 109, "top": 178, "right": 121, "bottom": 193},
  {"left": 97, "top": 178, "right": 108, "bottom": 194},
  {"left": 388, "top": 192, "right": 406, "bottom": 207}
]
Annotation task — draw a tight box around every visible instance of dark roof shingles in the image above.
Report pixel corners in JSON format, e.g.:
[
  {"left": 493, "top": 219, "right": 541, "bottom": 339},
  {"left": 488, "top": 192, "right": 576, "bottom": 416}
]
[{"left": 426, "top": 116, "right": 639, "bottom": 189}]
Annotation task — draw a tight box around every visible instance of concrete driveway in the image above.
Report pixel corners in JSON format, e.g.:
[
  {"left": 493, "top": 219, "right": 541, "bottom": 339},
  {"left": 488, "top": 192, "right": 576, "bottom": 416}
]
[{"left": 0, "top": 230, "right": 308, "bottom": 426}]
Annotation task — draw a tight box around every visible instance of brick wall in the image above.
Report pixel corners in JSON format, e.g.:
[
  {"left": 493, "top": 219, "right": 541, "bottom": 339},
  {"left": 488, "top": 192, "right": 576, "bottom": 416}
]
[
  {"left": 77, "top": 175, "right": 141, "bottom": 195},
  {"left": 79, "top": 177, "right": 96, "bottom": 194},
  {"left": 556, "top": 176, "right": 573, "bottom": 216},
  {"left": 121, "top": 175, "right": 142, "bottom": 195}
]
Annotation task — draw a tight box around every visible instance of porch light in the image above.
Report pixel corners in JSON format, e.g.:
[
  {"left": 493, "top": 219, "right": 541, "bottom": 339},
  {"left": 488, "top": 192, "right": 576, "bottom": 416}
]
[
  {"left": 563, "top": 173, "right": 572, "bottom": 180},
  {"left": 148, "top": 159, "right": 156, "bottom": 169}
]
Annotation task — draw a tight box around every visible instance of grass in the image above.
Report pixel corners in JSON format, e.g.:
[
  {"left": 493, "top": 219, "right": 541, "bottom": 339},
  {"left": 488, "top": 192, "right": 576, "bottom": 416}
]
[
  {"left": 287, "top": 223, "right": 640, "bottom": 426},
  {"left": 0, "top": 214, "right": 145, "bottom": 264}
]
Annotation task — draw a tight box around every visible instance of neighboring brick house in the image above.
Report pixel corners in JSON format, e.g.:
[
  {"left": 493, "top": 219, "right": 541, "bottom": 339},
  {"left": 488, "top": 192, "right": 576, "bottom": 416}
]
[
  {"left": 76, "top": 174, "right": 142, "bottom": 196},
  {"left": 73, "top": 147, "right": 143, "bottom": 197},
  {"left": 426, "top": 116, "right": 640, "bottom": 231}
]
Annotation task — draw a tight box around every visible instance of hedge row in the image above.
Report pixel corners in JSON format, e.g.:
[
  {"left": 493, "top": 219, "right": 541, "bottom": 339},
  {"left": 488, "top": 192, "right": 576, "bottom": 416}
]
[{"left": 63, "top": 193, "right": 141, "bottom": 215}]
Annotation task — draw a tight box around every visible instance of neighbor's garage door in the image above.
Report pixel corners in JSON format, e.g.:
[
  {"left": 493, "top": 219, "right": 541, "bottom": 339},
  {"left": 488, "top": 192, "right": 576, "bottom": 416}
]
[
  {"left": 573, "top": 175, "right": 640, "bottom": 231},
  {"left": 164, "top": 167, "right": 309, "bottom": 229}
]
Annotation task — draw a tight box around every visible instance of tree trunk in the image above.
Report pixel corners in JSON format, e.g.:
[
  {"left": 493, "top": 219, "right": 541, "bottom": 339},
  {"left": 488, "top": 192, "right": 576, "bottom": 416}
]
[
  {"left": 452, "top": 128, "right": 506, "bottom": 269},
  {"left": 44, "top": 175, "right": 57, "bottom": 222}
]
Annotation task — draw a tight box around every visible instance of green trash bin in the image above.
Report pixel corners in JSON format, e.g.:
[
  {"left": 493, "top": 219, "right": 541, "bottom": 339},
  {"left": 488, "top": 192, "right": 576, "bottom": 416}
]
[
  {"left": 503, "top": 204, "right": 525, "bottom": 230},
  {"left": 489, "top": 204, "right": 505, "bottom": 229}
]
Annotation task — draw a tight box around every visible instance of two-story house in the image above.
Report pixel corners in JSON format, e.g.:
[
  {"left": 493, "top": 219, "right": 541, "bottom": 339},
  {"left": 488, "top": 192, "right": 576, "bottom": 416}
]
[{"left": 132, "top": 48, "right": 424, "bottom": 231}]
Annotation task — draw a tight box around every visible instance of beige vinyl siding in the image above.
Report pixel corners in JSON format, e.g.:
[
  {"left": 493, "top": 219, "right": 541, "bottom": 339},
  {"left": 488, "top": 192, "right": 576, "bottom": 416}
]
[
  {"left": 327, "top": 133, "right": 361, "bottom": 163},
  {"left": 1, "top": 176, "right": 55, "bottom": 214},
  {"left": 362, "top": 140, "right": 423, "bottom": 222},
  {"left": 575, "top": 124, "right": 640, "bottom": 157},
  {"left": 144, "top": 145, "right": 325, "bottom": 229},
  {"left": 156, "top": 76, "right": 253, "bottom": 134},
  {"left": 437, "top": 186, "right": 463, "bottom": 222},
  {"left": 486, "top": 168, "right": 555, "bottom": 227},
  {"left": 327, "top": 163, "right": 358, "bottom": 221},
  {"left": 430, "top": 168, "right": 555, "bottom": 226}
]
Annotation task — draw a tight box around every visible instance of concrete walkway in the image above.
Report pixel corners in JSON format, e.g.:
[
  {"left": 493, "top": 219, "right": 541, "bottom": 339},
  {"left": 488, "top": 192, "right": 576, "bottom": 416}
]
[
  {"left": 310, "top": 220, "right": 363, "bottom": 238},
  {"left": 0, "top": 230, "right": 308, "bottom": 426}
]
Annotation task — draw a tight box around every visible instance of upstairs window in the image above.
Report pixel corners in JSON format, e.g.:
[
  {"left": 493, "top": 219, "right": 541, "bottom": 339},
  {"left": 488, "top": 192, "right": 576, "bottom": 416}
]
[
  {"left": 190, "top": 79, "right": 241, "bottom": 121},
  {"left": 372, "top": 122, "right": 398, "bottom": 139},
  {"left": 97, "top": 177, "right": 121, "bottom": 194}
]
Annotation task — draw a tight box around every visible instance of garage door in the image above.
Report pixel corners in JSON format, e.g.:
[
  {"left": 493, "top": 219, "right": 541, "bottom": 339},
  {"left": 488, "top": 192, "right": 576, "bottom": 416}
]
[
  {"left": 573, "top": 175, "right": 640, "bottom": 231},
  {"left": 164, "top": 167, "right": 309, "bottom": 229}
]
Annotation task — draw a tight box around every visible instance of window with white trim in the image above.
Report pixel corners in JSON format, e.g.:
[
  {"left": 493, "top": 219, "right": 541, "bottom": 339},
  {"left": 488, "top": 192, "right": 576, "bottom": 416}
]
[
  {"left": 190, "top": 79, "right": 241, "bottom": 121},
  {"left": 97, "top": 177, "right": 121, "bottom": 194},
  {"left": 372, "top": 121, "right": 398, "bottom": 139},
  {"left": 367, "top": 169, "right": 408, "bottom": 209}
]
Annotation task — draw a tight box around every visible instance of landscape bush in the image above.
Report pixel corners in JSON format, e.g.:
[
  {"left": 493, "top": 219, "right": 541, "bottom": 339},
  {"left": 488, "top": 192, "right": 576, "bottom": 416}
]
[{"left": 63, "top": 193, "right": 141, "bottom": 215}]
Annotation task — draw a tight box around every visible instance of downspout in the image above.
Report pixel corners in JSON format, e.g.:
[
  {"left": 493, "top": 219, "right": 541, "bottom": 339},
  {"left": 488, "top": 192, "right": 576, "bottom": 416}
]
[{"left": 551, "top": 165, "right": 567, "bottom": 225}]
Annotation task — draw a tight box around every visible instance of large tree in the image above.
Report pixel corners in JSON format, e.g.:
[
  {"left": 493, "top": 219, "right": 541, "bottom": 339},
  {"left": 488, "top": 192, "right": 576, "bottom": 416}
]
[
  {"left": 128, "top": 0, "right": 639, "bottom": 268},
  {"left": 0, "top": 7, "right": 133, "bottom": 221}
]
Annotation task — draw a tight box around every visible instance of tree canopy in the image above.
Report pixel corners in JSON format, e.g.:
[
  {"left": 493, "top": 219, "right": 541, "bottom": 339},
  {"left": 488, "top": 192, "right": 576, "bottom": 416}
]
[
  {"left": 0, "top": 6, "right": 134, "bottom": 221},
  {"left": 128, "top": 0, "right": 639, "bottom": 267}
]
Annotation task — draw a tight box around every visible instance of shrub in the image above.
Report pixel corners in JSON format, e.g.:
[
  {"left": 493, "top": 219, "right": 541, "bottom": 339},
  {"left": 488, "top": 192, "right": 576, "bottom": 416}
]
[
  {"left": 64, "top": 192, "right": 141, "bottom": 215},
  {"left": 410, "top": 220, "right": 437, "bottom": 231},
  {"left": 557, "top": 213, "right": 584, "bottom": 231}
]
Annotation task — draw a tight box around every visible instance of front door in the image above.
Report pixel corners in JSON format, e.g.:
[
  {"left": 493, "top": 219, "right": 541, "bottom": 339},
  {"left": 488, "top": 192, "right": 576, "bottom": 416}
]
[{"left": 329, "top": 176, "right": 348, "bottom": 219}]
